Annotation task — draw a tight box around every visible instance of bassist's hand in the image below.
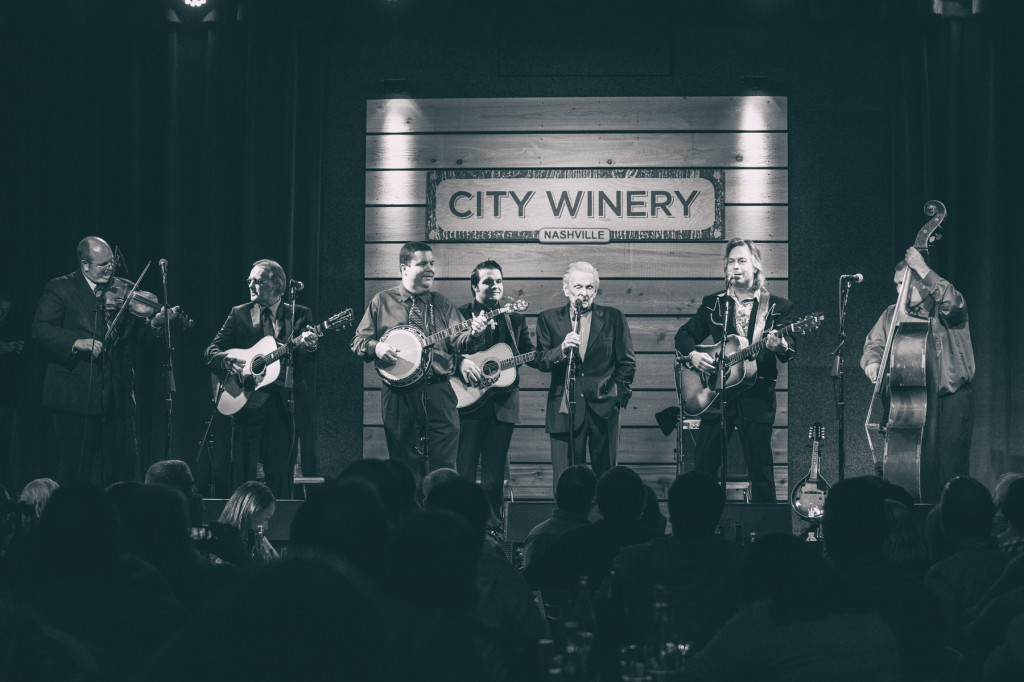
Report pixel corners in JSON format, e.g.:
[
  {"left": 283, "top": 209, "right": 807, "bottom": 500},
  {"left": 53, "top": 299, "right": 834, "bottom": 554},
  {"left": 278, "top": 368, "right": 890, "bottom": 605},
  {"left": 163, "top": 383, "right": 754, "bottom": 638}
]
[
  {"left": 460, "top": 359, "right": 482, "bottom": 385},
  {"left": 374, "top": 341, "right": 398, "bottom": 365},
  {"left": 864, "top": 362, "right": 880, "bottom": 383},
  {"left": 689, "top": 351, "right": 716, "bottom": 374}
]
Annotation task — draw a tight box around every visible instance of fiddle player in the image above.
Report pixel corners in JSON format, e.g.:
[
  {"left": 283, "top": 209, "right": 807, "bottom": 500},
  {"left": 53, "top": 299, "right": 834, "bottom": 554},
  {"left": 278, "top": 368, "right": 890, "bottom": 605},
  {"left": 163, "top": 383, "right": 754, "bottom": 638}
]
[
  {"left": 204, "top": 259, "right": 318, "bottom": 499},
  {"left": 351, "top": 241, "right": 488, "bottom": 492},
  {"left": 674, "top": 239, "right": 795, "bottom": 503},
  {"left": 861, "top": 247, "right": 975, "bottom": 502},
  {"left": 31, "top": 236, "right": 178, "bottom": 487}
]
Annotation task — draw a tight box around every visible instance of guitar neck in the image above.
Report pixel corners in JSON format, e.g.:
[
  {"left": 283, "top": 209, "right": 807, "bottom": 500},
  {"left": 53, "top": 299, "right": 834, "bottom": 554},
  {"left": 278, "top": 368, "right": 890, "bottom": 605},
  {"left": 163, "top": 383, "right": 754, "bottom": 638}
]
[
  {"left": 426, "top": 306, "right": 506, "bottom": 345},
  {"left": 724, "top": 320, "right": 797, "bottom": 366},
  {"left": 499, "top": 351, "right": 537, "bottom": 370},
  {"left": 263, "top": 313, "right": 345, "bottom": 364}
]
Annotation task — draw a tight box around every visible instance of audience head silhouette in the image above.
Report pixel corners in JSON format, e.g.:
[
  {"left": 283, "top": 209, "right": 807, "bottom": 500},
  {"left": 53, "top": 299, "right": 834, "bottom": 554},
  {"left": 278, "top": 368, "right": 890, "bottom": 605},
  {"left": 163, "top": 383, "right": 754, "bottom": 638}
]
[
  {"left": 939, "top": 476, "right": 995, "bottom": 544},
  {"left": 555, "top": 465, "right": 597, "bottom": 516},
  {"left": 822, "top": 475, "right": 887, "bottom": 567},
  {"left": 596, "top": 466, "right": 646, "bottom": 523}
]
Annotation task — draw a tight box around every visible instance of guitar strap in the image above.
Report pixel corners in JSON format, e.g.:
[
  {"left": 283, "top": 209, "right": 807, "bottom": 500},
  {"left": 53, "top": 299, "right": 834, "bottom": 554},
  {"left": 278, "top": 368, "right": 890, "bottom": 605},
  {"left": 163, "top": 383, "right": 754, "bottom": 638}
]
[{"left": 751, "top": 290, "right": 772, "bottom": 344}]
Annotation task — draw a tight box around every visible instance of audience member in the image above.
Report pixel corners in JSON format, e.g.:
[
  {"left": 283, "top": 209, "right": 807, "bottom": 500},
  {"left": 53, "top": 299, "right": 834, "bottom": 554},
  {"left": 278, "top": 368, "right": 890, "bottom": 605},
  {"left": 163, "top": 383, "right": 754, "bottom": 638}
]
[
  {"left": 926, "top": 476, "right": 1009, "bottom": 649},
  {"left": 422, "top": 467, "right": 461, "bottom": 503},
  {"left": 145, "top": 459, "right": 204, "bottom": 526},
  {"left": 883, "top": 498, "right": 929, "bottom": 581},
  {"left": 523, "top": 464, "right": 596, "bottom": 570},
  {"left": 289, "top": 476, "right": 390, "bottom": 580},
  {"left": 425, "top": 476, "right": 550, "bottom": 682},
  {"left": 598, "top": 471, "right": 746, "bottom": 655},
  {"left": 218, "top": 481, "right": 279, "bottom": 565},
  {"left": 997, "top": 477, "right": 1024, "bottom": 557},
  {"left": 992, "top": 472, "right": 1024, "bottom": 536},
  {"left": 338, "top": 458, "right": 411, "bottom": 529},
  {"left": 681, "top": 533, "right": 902, "bottom": 681},
  {"left": 638, "top": 483, "right": 667, "bottom": 537},
  {"left": 822, "top": 476, "right": 946, "bottom": 682},
  {"left": 17, "top": 477, "right": 58, "bottom": 531},
  {"left": 524, "top": 465, "right": 657, "bottom": 593}
]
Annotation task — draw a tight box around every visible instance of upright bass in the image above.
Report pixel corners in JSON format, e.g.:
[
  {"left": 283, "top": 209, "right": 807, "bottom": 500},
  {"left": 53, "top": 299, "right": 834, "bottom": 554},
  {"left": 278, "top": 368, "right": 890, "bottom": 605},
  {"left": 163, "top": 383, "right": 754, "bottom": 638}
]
[{"left": 864, "top": 200, "right": 946, "bottom": 501}]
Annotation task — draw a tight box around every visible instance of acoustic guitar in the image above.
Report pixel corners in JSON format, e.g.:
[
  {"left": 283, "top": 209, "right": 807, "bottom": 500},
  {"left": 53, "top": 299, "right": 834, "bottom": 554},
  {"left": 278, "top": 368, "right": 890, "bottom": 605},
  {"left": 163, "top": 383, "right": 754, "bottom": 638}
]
[
  {"left": 676, "top": 313, "right": 824, "bottom": 417},
  {"left": 791, "top": 423, "right": 831, "bottom": 519},
  {"left": 214, "top": 308, "right": 354, "bottom": 415},
  {"left": 375, "top": 299, "right": 528, "bottom": 388},
  {"left": 449, "top": 342, "right": 537, "bottom": 410}
]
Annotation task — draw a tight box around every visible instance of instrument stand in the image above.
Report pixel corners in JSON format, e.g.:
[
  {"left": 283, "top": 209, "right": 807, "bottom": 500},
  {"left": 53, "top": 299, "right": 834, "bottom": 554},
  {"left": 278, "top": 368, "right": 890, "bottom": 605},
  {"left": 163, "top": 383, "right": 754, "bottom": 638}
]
[
  {"left": 196, "top": 377, "right": 229, "bottom": 498},
  {"left": 831, "top": 279, "right": 853, "bottom": 481}
]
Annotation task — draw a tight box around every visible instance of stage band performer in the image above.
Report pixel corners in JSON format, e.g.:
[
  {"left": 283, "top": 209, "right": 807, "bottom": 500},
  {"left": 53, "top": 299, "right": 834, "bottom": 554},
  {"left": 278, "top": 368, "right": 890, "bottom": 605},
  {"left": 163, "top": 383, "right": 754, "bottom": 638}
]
[
  {"left": 535, "top": 261, "right": 635, "bottom": 494},
  {"left": 204, "top": 259, "right": 318, "bottom": 499},
  {"left": 31, "top": 236, "right": 177, "bottom": 487},
  {"left": 455, "top": 260, "right": 536, "bottom": 532},
  {"left": 860, "top": 247, "right": 975, "bottom": 502},
  {"left": 674, "top": 239, "right": 795, "bottom": 503},
  {"left": 351, "top": 241, "right": 487, "bottom": 490}
]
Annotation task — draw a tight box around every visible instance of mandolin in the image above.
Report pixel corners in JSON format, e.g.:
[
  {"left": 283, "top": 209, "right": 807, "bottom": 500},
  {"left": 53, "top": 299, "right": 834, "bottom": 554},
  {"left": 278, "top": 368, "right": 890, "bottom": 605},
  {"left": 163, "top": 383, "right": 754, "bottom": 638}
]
[{"left": 791, "top": 423, "right": 831, "bottom": 519}]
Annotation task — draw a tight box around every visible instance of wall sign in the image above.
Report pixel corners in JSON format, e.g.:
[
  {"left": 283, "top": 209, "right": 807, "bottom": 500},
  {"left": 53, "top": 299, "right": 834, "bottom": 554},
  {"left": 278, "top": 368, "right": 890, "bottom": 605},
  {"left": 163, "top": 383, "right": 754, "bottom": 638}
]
[{"left": 426, "top": 168, "right": 724, "bottom": 242}]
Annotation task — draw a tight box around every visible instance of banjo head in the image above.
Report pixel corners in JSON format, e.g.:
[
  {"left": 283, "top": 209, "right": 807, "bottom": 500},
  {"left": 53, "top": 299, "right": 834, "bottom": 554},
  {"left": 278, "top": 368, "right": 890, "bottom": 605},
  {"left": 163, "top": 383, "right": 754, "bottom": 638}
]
[{"left": 376, "top": 325, "right": 432, "bottom": 387}]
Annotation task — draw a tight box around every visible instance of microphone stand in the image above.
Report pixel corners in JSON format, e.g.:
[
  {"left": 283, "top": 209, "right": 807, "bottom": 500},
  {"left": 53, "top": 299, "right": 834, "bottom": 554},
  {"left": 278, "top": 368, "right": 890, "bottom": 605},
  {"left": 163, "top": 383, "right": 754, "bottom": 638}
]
[
  {"left": 830, "top": 277, "right": 854, "bottom": 481},
  {"left": 285, "top": 282, "right": 300, "bottom": 499},
  {"left": 564, "top": 299, "right": 583, "bottom": 468},
  {"left": 718, "top": 292, "right": 731, "bottom": 493},
  {"left": 160, "top": 263, "right": 176, "bottom": 460}
]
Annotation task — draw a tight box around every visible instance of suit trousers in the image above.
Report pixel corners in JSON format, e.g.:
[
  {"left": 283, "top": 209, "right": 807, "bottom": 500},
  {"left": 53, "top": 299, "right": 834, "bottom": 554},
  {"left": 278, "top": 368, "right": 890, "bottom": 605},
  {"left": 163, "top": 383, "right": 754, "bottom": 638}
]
[
  {"left": 47, "top": 409, "right": 139, "bottom": 488},
  {"left": 231, "top": 390, "right": 294, "bottom": 499},
  {"left": 693, "top": 414, "right": 776, "bottom": 503},
  {"left": 456, "top": 400, "right": 513, "bottom": 528},
  {"left": 549, "top": 403, "right": 620, "bottom": 495},
  {"left": 381, "top": 379, "right": 459, "bottom": 489},
  {"left": 921, "top": 383, "right": 974, "bottom": 503}
]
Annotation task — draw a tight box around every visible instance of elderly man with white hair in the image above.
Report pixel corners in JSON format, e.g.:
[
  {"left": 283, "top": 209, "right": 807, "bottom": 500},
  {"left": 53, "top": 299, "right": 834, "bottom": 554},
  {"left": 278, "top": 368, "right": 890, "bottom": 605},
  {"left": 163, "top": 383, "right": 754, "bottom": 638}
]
[{"left": 534, "top": 261, "right": 635, "bottom": 494}]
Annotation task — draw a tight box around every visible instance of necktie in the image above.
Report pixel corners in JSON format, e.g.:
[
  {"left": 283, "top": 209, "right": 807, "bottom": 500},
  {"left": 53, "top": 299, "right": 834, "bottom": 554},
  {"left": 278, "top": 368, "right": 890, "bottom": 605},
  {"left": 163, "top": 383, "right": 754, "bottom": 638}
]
[
  {"left": 409, "top": 296, "right": 425, "bottom": 331},
  {"left": 261, "top": 306, "right": 276, "bottom": 339}
]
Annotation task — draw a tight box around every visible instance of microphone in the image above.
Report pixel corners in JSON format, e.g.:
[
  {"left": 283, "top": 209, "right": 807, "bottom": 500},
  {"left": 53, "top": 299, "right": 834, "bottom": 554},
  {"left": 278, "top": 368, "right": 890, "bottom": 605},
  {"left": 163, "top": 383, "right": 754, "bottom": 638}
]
[
  {"left": 289, "top": 279, "right": 305, "bottom": 292},
  {"left": 841, "top": 273, "right": 864, "bottom": 283},
  {"left": 159, "top": 258, "right": 168, "bottom": 281},
  {"left": 574, "top": 298, "right": 582, "bottom": 314}
]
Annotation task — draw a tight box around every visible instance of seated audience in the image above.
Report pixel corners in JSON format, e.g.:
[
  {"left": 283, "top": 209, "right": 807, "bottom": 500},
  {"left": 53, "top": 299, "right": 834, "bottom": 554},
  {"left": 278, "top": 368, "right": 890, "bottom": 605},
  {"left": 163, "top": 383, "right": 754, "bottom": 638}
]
[
  {"left": 680, "top": 533, "right": 902, "bottom": 681},
  {"left": 992, "top": 472, "right": 1024, "bottom": 537},
  {"left": 524, "top": 465, "right": 657, "bottom": 593},
  {"left": 426, "top": 476, "right": 549, "bottom": 682},
  {"left": 422, "top": 467, "right": 461, "bottom": 503},
  {"left": 337, "top": 458, "right": 414, "bottom": 530},
  {"left": 926, "top": 476, "right": 1009, "bottom": 649},
  {"left": 822, "top": 476, "right": 946, "bottom": 682},
  {"left": 523, "top": 465, "right": 596, "bottom": 570},
  {"left": 598, "top": 471, "right": 746, "bottom": 654},
  {"left": 883, "top": 497, "right": 929, "bottom": 581},
  {"left": 218, "top": 481, "right": 279, "bottom": 565}
]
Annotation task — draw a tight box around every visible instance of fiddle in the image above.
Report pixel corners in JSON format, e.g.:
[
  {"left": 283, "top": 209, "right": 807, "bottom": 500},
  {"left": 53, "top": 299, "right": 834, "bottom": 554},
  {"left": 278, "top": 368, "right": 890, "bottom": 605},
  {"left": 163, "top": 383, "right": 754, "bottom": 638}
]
[{"left": 103, "top": 276, "right": 193, "bottom": 329}]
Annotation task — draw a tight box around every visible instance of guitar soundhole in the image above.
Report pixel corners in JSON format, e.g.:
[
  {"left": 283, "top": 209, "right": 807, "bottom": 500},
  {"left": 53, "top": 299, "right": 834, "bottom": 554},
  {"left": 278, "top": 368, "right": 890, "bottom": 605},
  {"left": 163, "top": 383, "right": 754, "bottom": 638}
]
[
  {"left": 251, "top": 356, "right": 266, "bottom": 375},
  {"left": 481, "top": 360, "right": 500, "bottom": 384}
]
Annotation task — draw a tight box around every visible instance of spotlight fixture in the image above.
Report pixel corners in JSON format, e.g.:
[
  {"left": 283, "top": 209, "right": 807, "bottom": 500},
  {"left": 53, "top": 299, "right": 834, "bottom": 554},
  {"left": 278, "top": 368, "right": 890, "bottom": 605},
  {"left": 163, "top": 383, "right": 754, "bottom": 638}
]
[{"left": 184, "top": 0, "right": 207, "bottom": 7}]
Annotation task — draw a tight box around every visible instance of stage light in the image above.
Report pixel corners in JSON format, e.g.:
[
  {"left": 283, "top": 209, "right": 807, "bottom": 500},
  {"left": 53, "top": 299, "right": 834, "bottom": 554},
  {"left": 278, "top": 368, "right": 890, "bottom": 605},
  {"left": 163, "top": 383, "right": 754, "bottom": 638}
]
[{"left": 183, "top": 0, "right": 207, "bottom": 7}]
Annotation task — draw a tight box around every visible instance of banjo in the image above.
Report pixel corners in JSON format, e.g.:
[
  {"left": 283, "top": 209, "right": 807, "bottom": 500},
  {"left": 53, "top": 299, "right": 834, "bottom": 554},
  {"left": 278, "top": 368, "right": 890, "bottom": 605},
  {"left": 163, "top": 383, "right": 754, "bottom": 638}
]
[{"left": 375, "top": 299, "right": 528, "bottom": 388}]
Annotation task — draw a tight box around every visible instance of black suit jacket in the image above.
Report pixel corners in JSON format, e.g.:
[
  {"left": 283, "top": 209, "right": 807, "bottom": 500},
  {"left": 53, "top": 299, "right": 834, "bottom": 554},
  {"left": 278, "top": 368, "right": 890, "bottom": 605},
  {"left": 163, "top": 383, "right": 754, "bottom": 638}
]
[
  {"left": 674, "top": 291, "right": 796, "bottom": 424},
  {"left": 204, "top": 301, "right": 316, "bottom": 399},
  {"left": 457, "top": 301, "right": 535, "bottom": 423},
  {"left": 32, "top": 270, "right": 149, "bottom": 417},
  {"left": 535, "top": 303, "right": 636, "bottom": 433}
]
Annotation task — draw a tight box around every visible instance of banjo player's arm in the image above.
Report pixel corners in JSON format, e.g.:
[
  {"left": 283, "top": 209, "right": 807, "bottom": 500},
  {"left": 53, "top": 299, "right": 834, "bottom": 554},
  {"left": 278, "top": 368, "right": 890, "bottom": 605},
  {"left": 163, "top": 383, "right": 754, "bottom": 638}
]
[{"left": 351, "top": 296, "right": 382, "bottom": 362}]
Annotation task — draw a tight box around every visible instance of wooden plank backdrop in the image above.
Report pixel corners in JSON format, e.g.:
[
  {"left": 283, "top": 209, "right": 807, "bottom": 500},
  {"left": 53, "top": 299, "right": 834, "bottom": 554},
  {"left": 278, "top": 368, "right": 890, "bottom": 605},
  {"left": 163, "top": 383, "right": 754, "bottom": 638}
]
[{"left": 362, "top": 96, "right": 789, "bottom": 501}]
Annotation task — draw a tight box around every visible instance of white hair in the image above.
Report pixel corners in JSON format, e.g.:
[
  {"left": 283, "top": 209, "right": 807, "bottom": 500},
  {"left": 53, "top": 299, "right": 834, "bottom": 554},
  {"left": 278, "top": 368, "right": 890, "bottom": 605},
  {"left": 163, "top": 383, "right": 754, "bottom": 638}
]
[{"left": 562, "top": 261, "right": 600, "bottom": 289}]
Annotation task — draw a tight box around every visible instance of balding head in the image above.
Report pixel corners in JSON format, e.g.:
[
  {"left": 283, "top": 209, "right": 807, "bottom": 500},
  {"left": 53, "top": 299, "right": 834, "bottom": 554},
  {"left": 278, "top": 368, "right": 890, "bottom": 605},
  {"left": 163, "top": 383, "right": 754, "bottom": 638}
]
[{"left": 77, "top": 236, "right": 114, "bottom": 286}]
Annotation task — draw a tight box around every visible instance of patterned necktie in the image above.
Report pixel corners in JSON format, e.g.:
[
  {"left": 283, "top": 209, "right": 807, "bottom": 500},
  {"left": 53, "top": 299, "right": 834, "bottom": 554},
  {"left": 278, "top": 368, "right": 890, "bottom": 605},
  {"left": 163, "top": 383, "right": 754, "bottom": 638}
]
[
  {"left": 260, "top": 306, "right": 276, "bottom": 339},
  {"left": 409, "top": 296, "right": 425, "bottom": 331}
]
